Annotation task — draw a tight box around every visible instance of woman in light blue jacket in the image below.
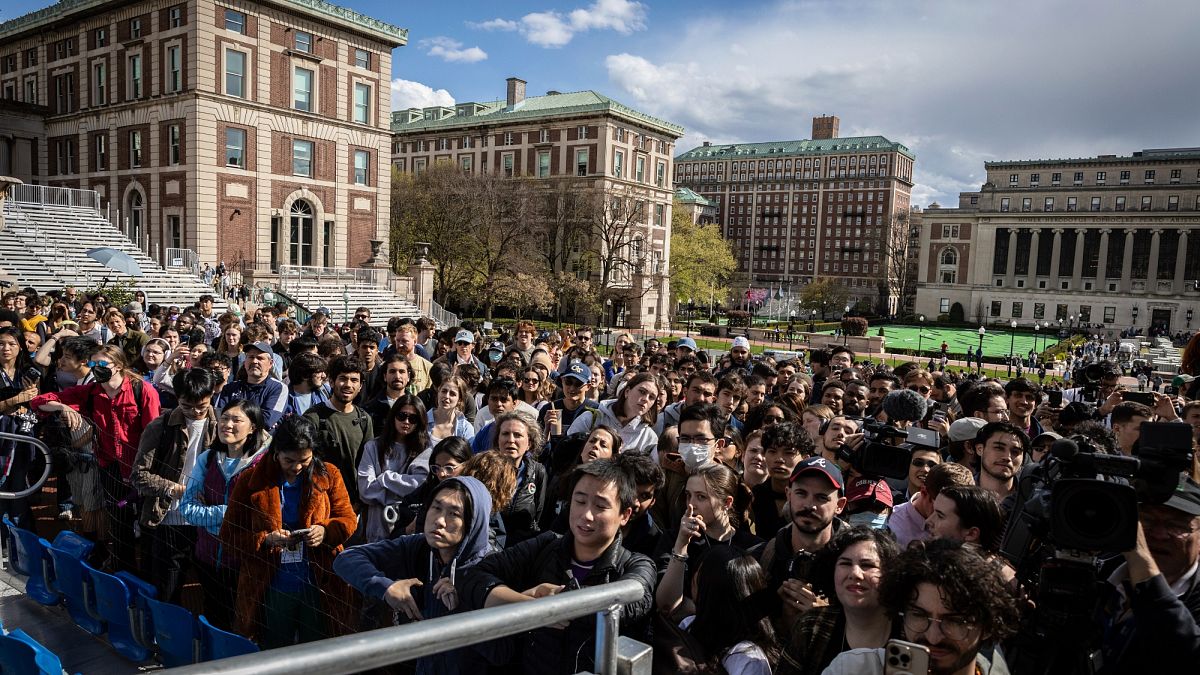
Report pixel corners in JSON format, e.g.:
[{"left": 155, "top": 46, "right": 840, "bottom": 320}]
[{"left": 358, "top": 395, "right": 431, "bottom": 542}]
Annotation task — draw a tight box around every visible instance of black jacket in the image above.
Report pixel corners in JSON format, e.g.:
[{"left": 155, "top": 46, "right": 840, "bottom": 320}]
[
  {"left": 1098, "top": 567, "right": 1200, "bottom": 674},
  {"left": 500, "top": 453, "right": 547, "bottom": 547},
  {"left": 460, "top": 530, "right": 656, "bottom": 675}
]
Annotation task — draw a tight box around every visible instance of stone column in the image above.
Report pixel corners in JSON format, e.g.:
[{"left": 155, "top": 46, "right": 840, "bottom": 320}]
[
  {"left": 1097, "top": 228, "right": 1111, "bottom": 288},
  {"left": 1027, "top": 228, "right": 1040, "bottom": 288},
  {"left": 1175, "top": 230, "right": 1189, "bottom": 294},
  {"left": 1048, "top": 228, "right": 1063, "bottom": 287},
  {"left": 1005, "top": 229, "right": 1018, "bottom": 288},
  {"left": 1121, "top": 229, "right": 1135, "bottom": 293},
  {"left": 1147, "top": 229, "right": 1162, "bottom": 291},
  {"left": 1072, "top": 228, "right": 1086, "bottom": 290}
]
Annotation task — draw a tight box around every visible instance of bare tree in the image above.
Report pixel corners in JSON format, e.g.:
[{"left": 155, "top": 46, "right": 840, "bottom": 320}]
[
  {"left": 465, "top": 175, "right": 542, "bottom": 320},
  {"left": 582, "top": 184, "right": 663, "bottom": 323},
  {"left": 390, "top": 165, "right": 477, "bottom": 305},
  {"left": 877, "top": 210, "right": 917, "bottom": 317}
]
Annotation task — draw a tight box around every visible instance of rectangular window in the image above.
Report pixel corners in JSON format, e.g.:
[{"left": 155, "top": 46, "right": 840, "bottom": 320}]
[
  {"left": 54, "top": 73, "right": 74, "bottom": 113},
  {"left": 354, "top": 48, "right": 370, "bottom": 69},
  {"left": 169, "top": 215, "right": 182, "bottom": 249},
  {"left": 96, "top": 28, "right": 107, "bottom": 47},
  {"left": 295, "top": 31, "right": 313, "bottom": 53},
  {"left": 1090, "top": 196, "right": 1100, "bottom": 211},
  {"left": 1168, "top": 195, "right": 1179, "bottom": 211},
  {"left": 224, "top": 9, "right": 246, "bottom": 34},
  {"left": 1096, "top": 171, "right": 1106, "bottom": 183},
  {"left": 1009, "top": 173, "right": 1018, "bottom": 185},
  {"left": 23, "top": 77, "right": 35, "bottom": 104},
  {"left": 1144, "top": 169, "right": 1156, "bottom": 183},
  {"left": 576, "top": 149, "right": 588, "bottom": 176},
  {"left": 1033, "top": 303, "right": 1045, "bottom": 319},
  {"left": 293, "top": 67, "right": 313, "bottom": 111},
  {"left": 1012, "top": 302, "right": 1023, "bottom": 318},
  {"left": 128, "top": 54, "right": 142, "bottom": 98},
  {"left": 1066, "top": 197, "right": 1077, "bottom": 211},
  {"left": 503, "top": 132, "right": 513, "bottom": 145},
  {"left": 502, "top": 153, "right": 513, "bottom": 177},
  {"left": 92, "top": 62, "right": 106, "bottom": 105},
  {"left": 655, "top": 204, "right": 664, "bottom": 227},
  {"left": 169, "top": 6, "right": 183, "bottom": 28},
  {"left": 1116, "top": 196, "right": 1126, "bottom": 211},
  {"left": 657, "top": 161, "right": 666, "bottom": 187},
  {"left": 1044, "top": 197, "right": 1054, "bottom": 211},
  {"left": 940, "top": 298, "right": 950, "bottom": 313},
  {"left": 1021, "top": 198, "right": 1032, "bottom": 212},
  {"left": 131, "top": 18, "right": 142, "bottom": 38},
  {"left": 292, "top": 139, "right": 313, "bottom": 176},
  {"left": 353, "top": 83, "right": 370, "bottom": 124},
  {"left": 991, "top": 301, "right": 1002, "bottom": 317},
  {"left": 1103, "top": 306, "right": 1116, "bottom": 323},
  {"left": 166, "top": 45, "right": 181, "bottom": 92},
  {"left": 460, "top": 155, "right": 472, "bottom": 173},
  {"left": 537, "top": 151, "right": 550, "bottom": 178},
  {"left": 225, "top": 127, "right": 245, "bottom": 167},
  {"left": 1000, "top": 197, "right": 1010, "bottom": 212},
  {"left": 168, "top": 124, "right": 180, "bottom": 164},
  {"left": 539, "top": 129, "right": 549, "bottom": 143},
  {"left": 1051, "top": 173, "right": 1061, "bottom": 185},
  {"left": 225, "top": 49, "right": 245, "bottom": 97},
  {"left": 614, "top": 150, "right": 624, "bottom": 178},
  {"left": 130, "top": 130, "right": 142, "bottom": 167},
  {"left": 94, "top": 133, "right": 107, "bottom": 169},
  {"left": 1120, "top": 170, "right": 1130, "bottom": 183},
  {"left": 1030, "top": 173, "right": 1040, "bottom": 185},
  {"left": 353, "top": 149, "right": 369, "bottom": 185},
  {"left": 1141, "top": 196, "right": 1152, "bottom": 211},
  {"left": 577, "top": 125, "right": 587, "bottom": 139},
  {"left": 323, "top": 221, "right": 333, "bottom": 267},
  {"left": 25, "top": 48, "right": 37, "bottom": 67},
  {"left": 636, "top": 156, "right": 645, "bottom": 182}
]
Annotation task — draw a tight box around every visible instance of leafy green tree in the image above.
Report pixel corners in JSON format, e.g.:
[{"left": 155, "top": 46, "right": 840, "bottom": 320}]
[{"left": 668, "top": 201, "right": 736, "bottom": 312}]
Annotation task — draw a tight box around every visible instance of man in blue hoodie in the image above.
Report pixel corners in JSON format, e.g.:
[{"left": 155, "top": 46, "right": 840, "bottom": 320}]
[
  {"left": 216, "top": 341, "right": 287, "bottom": 430},
  {"left": 334, "top": 476, "right": 495, "bottom": 674}
]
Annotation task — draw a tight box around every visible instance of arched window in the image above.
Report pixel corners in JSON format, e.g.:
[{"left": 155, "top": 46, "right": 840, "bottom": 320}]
[
  {"left": 289, "top": 200, "right": 314, "bottom": 265},
  {"left": 127, "top": 190, "right": 144, "bottom": 245},
  {"left": 940, "top": 247, "right": 958, "bottom": 266}
]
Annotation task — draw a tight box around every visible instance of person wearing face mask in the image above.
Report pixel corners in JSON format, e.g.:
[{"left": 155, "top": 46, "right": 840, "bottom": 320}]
[
  {"left": 179, "top": 399, "right": 271, "bottom": 631},
  {"left": 842, "top": 477, "right": 895, "bottom": 530},
  {"left": 334, "top": 476, "right": 496, "bottom": 668},
  {"left": 130, "top": 368, "right": 219, "bottom": 604},
  {"left": 656, "top": 462, "right": 762, "bottom": 621}
]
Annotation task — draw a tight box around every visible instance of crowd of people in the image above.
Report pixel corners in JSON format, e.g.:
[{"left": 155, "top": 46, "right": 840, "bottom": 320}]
[{"left": 0, "top": 284, "right": 1198, "bottom": 675}]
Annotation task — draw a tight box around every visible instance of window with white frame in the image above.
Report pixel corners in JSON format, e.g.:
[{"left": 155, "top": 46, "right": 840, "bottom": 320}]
[
  {"left": 166, "top": 44, "right": 182, "bottom": 92},
  {"left": 169, "top": 6, "right": 183, "bottom": 28},
  {"left": 292, "top": 139, "right": 313, "bottom": 177},
  {"left": 353, "top": 82, "right": 370, "bottom": 124},
  {"left": 225, "top": 127, "right": 245, "bottom": 167},
  {"left": 353, "top": 150, "right": 369, "bottom": 185},
  {"left": 168, "top": 124, "right": 181, "bottom": 164},
  {"left": 614, "top": 150, "right": 624, "bottom": 178},
  {"left": 293, "top": 67, "right": 313, "bottom": 111},
  {"left": 225, "top": 49, "right": 246, "bottom": 98},
  {"left": 225, "top": 9, "right": 246, "bottom": 34},
  {"left": 537, "top": 151, "right": 550, "bottom": 178},
  {"left": 576, "top": 149, "right": 588, "bottom": 176},
  {"left": 354, "top": 48, "right": 370, "bottom": 69},
  {"left": 130, "top": 130, "right": 142, "bottom": 167},
  {"left": 94, "top": 133, "right": 107, "bottom": 169},
  {"left": 128, "top": 54, "right": 142, "bottom": 99},
  {"left": 295, "top": 31, "right": 313, "bottom": 53},
  {"left": 92, "top": 61, "right": 106, "bottom": 105}
]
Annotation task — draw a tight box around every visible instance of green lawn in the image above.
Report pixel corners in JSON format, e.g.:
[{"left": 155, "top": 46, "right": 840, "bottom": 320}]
[{"left": 871, "top": 325, "right": 1059, "bottom": 359}]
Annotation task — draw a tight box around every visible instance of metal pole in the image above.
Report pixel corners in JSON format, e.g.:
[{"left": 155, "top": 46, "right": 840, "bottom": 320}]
[{"left": 594, "top": 603, "right": 622, "bottom": 675}]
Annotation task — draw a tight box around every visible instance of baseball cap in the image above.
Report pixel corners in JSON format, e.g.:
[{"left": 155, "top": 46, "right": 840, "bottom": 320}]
[
  {"left": 790, "top": 456, "right": 844, "bottom": 491},
  {"left": 731, "top": 336, "right": 750, "bottom": 350},
  {"left": 845, "top": 477, "right": 894, "bottom": 510},
  {"left": 1164, "top": 477, "right": 1200, "bottom": 516},
  {"left": 948, "top": 417, "right": 986, "bottom": 443},
  {"left": 244, "top": 340, "right": 273, "bottom": 355},
  {"left": 454, "top": 329, "right": 474, "bottom": 344},
  {"left": 1031, "top": 431, "right": 1063, "bottom": 446},
  {"left": 677, "top": 337, "right": 698, "bottom": 351},
  {"left": 487, "top": 340, "right": 504, "bottom": 353},
  {"left": 561, "top": 361, "right": 591, "bottom": 384}
]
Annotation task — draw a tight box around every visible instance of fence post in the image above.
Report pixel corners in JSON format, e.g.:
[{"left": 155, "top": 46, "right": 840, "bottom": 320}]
[{"left": 593, "top": 603, "right": 621, "bottom": 675}]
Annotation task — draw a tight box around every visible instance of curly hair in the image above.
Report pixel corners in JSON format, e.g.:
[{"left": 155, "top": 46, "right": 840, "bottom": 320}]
[
  {"left": 761, "top": 421, "right": 815, "bottom": 457},
  {"left": 460, "top": 451, "right": 518, "bottom": 514},
  {"left": 879, "top": 539, "right": 1022, "bottom": 642}
]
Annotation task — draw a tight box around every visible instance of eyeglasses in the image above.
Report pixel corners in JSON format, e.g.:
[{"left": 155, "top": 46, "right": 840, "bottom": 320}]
[
  {"left": 908, "top": 386, "right": 931, "bottom": 394},
  {"left": 677, "top": 436, "right": 715, "bottom": 445},
  {"left": 1140, "top": 516, "right": 1200, "bottom": 539},
  {"left": 86, "top": 360, "right": 111, "bottom": 368},
  {"left": 354, "top": 315, "right": 369, "bottom": 321},
  {"left": 395, "top": 412, "right": 421, "bottom": 424},
  {"left": 522, "top": 378, "right": 540, "bottom": 385},
  {"left": 576, "top": 335, "right": 593, "bottom": 341},
  {"left": 763, "top": 415, "right": 784, "bottom": 424},
  {"left": 911, "top": 458, "right": 939, "bottom": 469},
  {"left": 900, "top": 609, "right": 977, "bottom": 641}
]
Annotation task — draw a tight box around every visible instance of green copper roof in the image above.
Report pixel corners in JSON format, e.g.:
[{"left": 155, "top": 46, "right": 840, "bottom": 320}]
[
  {"left": 985, "top": 147, "right": 1200, "bottom": 168},
  {"left": 0, "top": 0, "right": 408, "bottom": 44},
  {"left": 674, "top": 187, "right": 711, "bottom": 207},
  {"left": 676, "top": 136, "right": 914, "bottom": 161},
  {"left": 391, "top": 90, "right": 685, "bottom": 138}
]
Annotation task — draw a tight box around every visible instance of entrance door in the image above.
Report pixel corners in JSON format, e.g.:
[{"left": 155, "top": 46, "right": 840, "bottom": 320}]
[{"left": 1151, "top": 308, "right": 1171, "bottom": 335}]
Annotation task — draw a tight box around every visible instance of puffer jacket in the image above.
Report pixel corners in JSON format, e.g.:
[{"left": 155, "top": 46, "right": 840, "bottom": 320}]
[
  {"left": 460, "top": 530, "right": 656, "bottom": 675},
  {"left": 500, "top": 452, "right": 547, "bottom": 547}
]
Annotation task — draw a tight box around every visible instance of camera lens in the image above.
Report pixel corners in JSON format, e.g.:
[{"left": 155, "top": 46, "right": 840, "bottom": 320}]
[{"left": 1051, "top": 479, "right": 1139, "bottom": 551}]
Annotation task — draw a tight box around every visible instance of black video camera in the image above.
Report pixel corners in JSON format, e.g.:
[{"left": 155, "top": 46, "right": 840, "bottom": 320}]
[
  {"left": 1071, "top": 363, "right": 1106, "bottom": 403},
  {"left": 838, "top": 420, "right": 939, "bottom": 481}
]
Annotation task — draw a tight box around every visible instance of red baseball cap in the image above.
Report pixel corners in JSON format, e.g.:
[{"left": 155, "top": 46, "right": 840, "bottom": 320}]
[{"left": 845, "top": 477, "right": 894, "bottom": 510}]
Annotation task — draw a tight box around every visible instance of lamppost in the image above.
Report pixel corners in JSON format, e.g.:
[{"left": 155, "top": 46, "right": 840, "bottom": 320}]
[
  {"left": 1033, "top": 322, "right": 1040, "bottom": 356},
  {"left": 686, "top": 297, "right": 693, "bottom": 337},
  {"left": 1069, "top": 314, "right": 1076, "bottom": 333},
  {"left": 1132, "top": 305, "right": 1139, "bottom": 327},
  {"left": 977, "top": 325, "right": 986, "bottom": 374},
  {"left": 917, "top": 315, "right": 925, "bottom": 357},
  {"left": 1007, "top": 320, "right": 1017, "bottom": 377},
  {"left": 342, "top": 286, "right": 349, "bottom": 324},
  {"left": 789, "top": 310, "right": 796, "bottom": 349},
  {"left": 1188, "top": 308, "right": 1194, "bottom": 329},
  {"left": 843, "top": 304, "right": 851, "bottom": 346},
  {"left": 809, "top": 308, "right": 816, "bottom": 333}
]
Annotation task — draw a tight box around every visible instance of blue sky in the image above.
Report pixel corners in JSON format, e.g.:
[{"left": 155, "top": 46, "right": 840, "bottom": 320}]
[{"left": 4, "top": 0, "right": 1198, "bottom": 206}]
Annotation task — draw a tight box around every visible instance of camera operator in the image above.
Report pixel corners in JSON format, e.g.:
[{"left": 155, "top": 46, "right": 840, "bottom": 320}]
[
  {"left": 1063, "top": 360, "right": 1121, "bottom": 405},
  {"left": 1110, "top": 402, "right": 1154, "bottom": 457},
  {"left": 1097, "top": 478, "right": 1200, "bottom": 673}
]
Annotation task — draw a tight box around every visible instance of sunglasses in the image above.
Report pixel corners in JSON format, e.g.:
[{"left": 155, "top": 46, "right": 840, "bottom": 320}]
[
  {"left": 395, "top": 412, "right": 421, "bottom": 424},
  {"left": 523, "top": 377, "right": 540, "bottom": 385},
  {"left": 911, "top": 458, "right": 939, "bottom": 469},
  {"left": 86, "top": 360, "right": 111, "bottom": 368}
]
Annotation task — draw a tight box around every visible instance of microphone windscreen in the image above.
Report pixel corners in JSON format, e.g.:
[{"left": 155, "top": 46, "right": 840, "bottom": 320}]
[{"left": 881, "top": 389, "right": 929, "bottom": 423}]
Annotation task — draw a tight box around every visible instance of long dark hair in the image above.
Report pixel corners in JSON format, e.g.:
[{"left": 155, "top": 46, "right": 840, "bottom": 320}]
[
  {"left": 273, "top": 415, "right": 326, "bottom": 480},
  {"left": 0, "top": 326, "right": 35, "bottom": 383},
  {"left": 810, "top": 526, "right": 901, "bottom": 605},
  {"left": 378, "top": 394, "right": 428, "bottom": 472},
  {"left": 689, "top": 546, "right": 779, "bottom": 665},
  {"left": 213, "top": 399, "right": 266, "bottom": 458}
]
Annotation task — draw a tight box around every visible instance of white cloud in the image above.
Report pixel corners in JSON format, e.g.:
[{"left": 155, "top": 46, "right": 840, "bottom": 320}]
[
  {"left": 603, "top": 0, "right": 1200, "bottom": 206},
  {"left": 420, "top": 36, "right": 488, "bottom": 63},
  {"left": 390, "top": 78, "right": 455, "bottom": 110},
  {"left": 471, "top": 0, "right": 646, "bottom": 48}
]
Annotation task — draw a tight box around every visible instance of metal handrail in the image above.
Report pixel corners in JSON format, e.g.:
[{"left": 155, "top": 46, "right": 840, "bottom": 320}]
[
  {"left": 429, "top": 299, "right": 459, "bottom": 329},
  {"left": 0, "top": 433, "right": 52, "bottom": 500},
  {"left": 160, "top": 578, "right": 646, "bottom": 675}
]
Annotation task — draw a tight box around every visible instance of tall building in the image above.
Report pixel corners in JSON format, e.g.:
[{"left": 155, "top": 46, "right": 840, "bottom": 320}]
[
  {"left": 0, "top": 0, "right": 406, "bottom": 272},
  {"left": 674, "top": 115, "right": 916, "bottom": 313},
  {"left": 390, "top": 78, "right": 684, "bottom": 329},
  {"left": 916, "top": 147, "right": 1200, "bottom": 334},
  {"left": 674, "top": 187, "right": 714, "bottom": 224}
]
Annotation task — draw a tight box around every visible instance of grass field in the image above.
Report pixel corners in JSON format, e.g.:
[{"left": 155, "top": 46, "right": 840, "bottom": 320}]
[{"left": 872, "top": 325, "right": 1060, "bottom": 359}]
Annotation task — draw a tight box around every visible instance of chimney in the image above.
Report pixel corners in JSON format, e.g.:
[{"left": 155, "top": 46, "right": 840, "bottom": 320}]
[
  {"left": 506, "top": 77, "right": 526, "bottom": 107},
  {"left": 812, "top": 114, "right": 839, "bottom": 140},
  {"left": 703, "top": 141, "right": 711, "bottom": 147}
]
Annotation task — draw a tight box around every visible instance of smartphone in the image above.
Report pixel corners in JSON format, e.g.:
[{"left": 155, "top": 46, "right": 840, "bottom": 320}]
[
  {"left": 1048, "top": 390, "right": 1063, "bottom": 407},
  {"left": 1123, "top": 391, "right": 1155, "bottom": 406},
  {"left": 290, "top": 527, "right": 312, "bottom": 541},
  {"left": 787, "top": 550, "right": 817, "bottom": 582},
  {"left": 883, "top": 639, "right": 931, "bottom": 675}
]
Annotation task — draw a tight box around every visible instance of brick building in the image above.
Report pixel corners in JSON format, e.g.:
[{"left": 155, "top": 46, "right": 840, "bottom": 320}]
[
  {"left": 390, "top": 78, "right": 684, "bottom": 329},
  {"left": 915, "top": 147, "right": 1200, "bottom": 334},
  {"left": 0, "top": 0, "right": 406, "bottom": 271},
  {"left": 674, "top": 115, "right": 916, "bottom": 314}
]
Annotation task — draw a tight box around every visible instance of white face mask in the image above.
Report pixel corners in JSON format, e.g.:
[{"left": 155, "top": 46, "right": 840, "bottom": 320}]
[
  {"left": 848, "top": 511, "right": 888, "bottom": 530},
  {"left": 679, "top": 442, "right": 713, "bottom": 472}
]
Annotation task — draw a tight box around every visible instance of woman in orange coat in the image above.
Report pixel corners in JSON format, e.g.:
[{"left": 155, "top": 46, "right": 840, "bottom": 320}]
[{"left": 221, "top": 415, "right": 357, "bottom": 646}]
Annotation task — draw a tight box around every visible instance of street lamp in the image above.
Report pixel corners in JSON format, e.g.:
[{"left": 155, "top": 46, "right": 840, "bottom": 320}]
[
  {"left": 917, "top": 315, "right": 925, "bottom": 357},
  {"left": 977, "top": 325, "right": 986, "bottom": 374},
  {"left": 1033, "top": 322, "right": 1040, "bottom": 355},
  {"left": 1188, "top": 308, "right": 1194, "bottom": 328},
  {"left": 342, "top": 286, "right": 350, "bottom": 324},
  {"left": 842, "top": 304, "right": 851, "bottom": 346},
  {"left": 789, "top": 310, "right": 796, "bottom": 349},
  {"left": 1007, "top": 320, "right": 1017, "bottom": 377},
  {"left": 1132, "top": 305, "right": 1139, "bottom": 326},
  {"left": 809, "top": 308, "right": 817, "bottom": 333}
]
